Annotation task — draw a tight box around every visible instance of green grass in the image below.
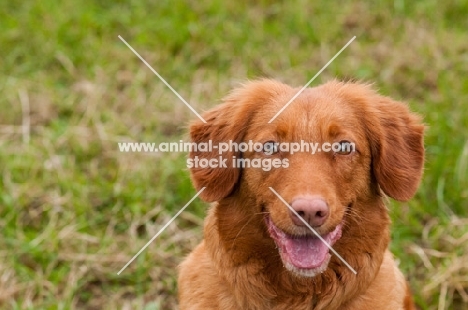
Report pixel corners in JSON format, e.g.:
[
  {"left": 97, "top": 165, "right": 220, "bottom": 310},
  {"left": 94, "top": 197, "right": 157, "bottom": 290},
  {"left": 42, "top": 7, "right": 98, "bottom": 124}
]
[{"left": 1, "top": 0, "right": 467, "bottom": 309}]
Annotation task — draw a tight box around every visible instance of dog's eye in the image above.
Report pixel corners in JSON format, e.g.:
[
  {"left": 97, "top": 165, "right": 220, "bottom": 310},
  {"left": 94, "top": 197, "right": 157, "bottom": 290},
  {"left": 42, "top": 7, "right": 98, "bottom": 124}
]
[
  {"left": 263, "top": 141, "right": 279, "bottom": 155},
  {"left": 334, "top": 140, "right": 354, "bottom": 155}
]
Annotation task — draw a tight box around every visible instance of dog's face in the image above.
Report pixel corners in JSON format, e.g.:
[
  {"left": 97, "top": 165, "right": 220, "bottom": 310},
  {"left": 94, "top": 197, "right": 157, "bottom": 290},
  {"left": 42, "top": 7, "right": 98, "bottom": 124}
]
[
  {"left": 189, "top": 79, "right": 424, "bottom": 278},
  {"left": 240, "top": 85, "right": 375, "bottom": 277}
]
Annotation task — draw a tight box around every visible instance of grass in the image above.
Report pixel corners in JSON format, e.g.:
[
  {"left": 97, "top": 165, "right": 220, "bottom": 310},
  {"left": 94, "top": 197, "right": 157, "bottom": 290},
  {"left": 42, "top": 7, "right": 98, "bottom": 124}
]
[{"left": 0, "top": 0, "right": 467, "bottom": 309}]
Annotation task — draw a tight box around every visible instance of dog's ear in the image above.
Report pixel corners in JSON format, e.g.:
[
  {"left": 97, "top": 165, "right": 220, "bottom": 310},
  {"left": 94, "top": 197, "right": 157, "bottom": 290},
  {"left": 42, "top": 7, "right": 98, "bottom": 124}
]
[
  {"left": 363, "top": 94, "right": 425, "bottom": 201},
  {"left": 189, "top": 102, "right": 245, "bottom": 202},
  {"left": 189, "top": 79, "right": 289, "bottom": 202}
]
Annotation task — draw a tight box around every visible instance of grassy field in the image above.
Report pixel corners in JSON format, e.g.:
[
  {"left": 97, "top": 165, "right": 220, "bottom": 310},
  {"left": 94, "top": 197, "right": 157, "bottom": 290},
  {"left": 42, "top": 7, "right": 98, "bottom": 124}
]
[{"left": 1, "top": 0, "right": 467, "bottom": 309}]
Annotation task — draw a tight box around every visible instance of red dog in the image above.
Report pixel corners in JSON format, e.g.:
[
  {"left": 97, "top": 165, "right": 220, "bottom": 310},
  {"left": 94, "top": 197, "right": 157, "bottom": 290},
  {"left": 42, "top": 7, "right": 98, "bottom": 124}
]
[{"left": 179, "top": 80, "right": 423, "bottom": 309}]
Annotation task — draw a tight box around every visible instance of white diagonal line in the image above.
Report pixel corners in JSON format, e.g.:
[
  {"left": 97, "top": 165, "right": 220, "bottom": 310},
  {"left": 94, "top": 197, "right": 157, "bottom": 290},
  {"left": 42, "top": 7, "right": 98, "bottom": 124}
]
[
  {"left": 117, "top": 187, "right": 206, "bottom": 275},
  {"left": 268, "top": 36, "right": 356, "bottom": 123},
  {"left": 268, "top": 187, "right": 357, "bottom": 275},
  {"left": 118, "top": 35, "right": 207, "bottom": 123}
]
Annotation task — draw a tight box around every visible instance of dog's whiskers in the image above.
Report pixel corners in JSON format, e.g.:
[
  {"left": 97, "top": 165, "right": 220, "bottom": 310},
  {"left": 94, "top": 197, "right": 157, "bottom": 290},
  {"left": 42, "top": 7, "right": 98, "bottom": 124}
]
[{"left": 231, "top": 213, "right": 260, "bottom": 247}]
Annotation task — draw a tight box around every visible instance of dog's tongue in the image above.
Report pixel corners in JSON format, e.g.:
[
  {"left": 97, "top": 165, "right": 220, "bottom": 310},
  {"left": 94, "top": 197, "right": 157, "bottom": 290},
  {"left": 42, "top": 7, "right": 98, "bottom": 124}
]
[
  {"left": 267, "top": 217, "right": 342, "bottom": 269},
  {"left": 283, "top": 236, "right": 329, "bottom": 268}
]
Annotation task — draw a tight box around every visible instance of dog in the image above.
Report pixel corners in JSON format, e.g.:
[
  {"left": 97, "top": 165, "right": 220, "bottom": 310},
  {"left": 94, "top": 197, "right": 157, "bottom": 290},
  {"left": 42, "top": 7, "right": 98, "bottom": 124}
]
[{"left": 178, "top": 79, "right": 424, "bottom": 309}]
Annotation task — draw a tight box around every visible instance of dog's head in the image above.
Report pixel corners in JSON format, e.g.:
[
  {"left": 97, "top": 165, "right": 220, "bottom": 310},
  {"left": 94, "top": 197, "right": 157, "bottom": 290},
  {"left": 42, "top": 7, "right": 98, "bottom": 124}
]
[{"left": 189, "top": 79, "right": 424, "bottom": 277}]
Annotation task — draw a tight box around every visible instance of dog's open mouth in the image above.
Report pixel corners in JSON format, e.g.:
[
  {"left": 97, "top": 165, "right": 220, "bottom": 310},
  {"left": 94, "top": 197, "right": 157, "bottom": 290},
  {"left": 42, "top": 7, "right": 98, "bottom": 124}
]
[{"left": 266, "top": 216, "right": 342, "bottom": 276}]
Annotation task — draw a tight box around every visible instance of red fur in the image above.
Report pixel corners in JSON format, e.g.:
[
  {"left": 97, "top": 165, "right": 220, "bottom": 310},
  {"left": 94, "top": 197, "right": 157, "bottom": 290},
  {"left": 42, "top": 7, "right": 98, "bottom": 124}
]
[{"left": 179, "top": 80, "right": 424, "bottom": 309}]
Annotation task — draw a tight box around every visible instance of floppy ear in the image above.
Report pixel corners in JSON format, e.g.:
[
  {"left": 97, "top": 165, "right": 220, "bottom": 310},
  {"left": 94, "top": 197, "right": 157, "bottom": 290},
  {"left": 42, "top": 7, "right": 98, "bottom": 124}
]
[
  {"left": 364, "top": 94, "right": 425, "bottom": 201},
  {"left": 189, "top": 79, "right": 289, "bottom": 202}
]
